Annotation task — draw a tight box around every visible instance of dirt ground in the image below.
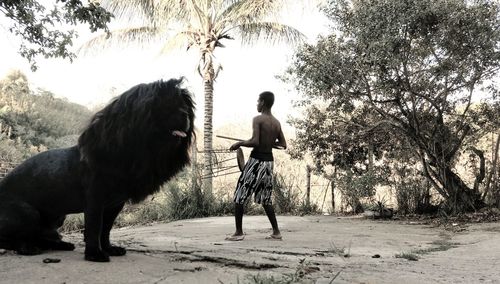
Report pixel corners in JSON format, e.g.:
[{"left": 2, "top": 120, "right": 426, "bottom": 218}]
[{"left": 0, "top": 215, "right": 499, "bottom": 284}]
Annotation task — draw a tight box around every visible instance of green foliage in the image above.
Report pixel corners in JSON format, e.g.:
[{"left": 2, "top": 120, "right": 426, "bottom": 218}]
[
  {"left": 0, "top": 70, "right": 92, "bottom": 162},
  {"left": 240, "top": 273, "right": 303, "bottom": 284},
  {"left": 395, "top": 252, "right": 419, "bottom": 261},
  {"left": 285, "top": 0, "right": 500, "bottom": 212},
  {"left": 1, "top": 0, "right": 112, "bottom": 70},
  {"left": 392, "top": 174, "right": 434, "bottom": 215},
  {"left": 297, "top": 201, "right": 321, "bottom": 215},
  {"left": 240, "top": 258, "right": 328, "bottom": 284},
  {"left": 395, "top": 239, "right": 457, "bottom": 261},
  {"left": 336, "top": 172, "right": 378, "bottom": 213},
  {"left": 163, "top": 169, "right": 235, "bottom": 221},
  {"left": 272, "top": 172, "right": 301, "bottom": 214},
  {"left": 0, "top": 136, "right": 26, "bottom": 162},
  {"left": 412, "top": 240, "right": 457, "bottom": 255}
]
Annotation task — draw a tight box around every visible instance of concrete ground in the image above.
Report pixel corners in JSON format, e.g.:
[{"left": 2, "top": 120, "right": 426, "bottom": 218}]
[{"left": 0, "top": 215, "right": 499, "bottom": 283}]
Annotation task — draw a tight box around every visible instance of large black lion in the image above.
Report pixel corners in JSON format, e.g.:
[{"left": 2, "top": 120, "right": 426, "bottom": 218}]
[{"left": 0, "top": 78, "right": 195, "bottom": 262}]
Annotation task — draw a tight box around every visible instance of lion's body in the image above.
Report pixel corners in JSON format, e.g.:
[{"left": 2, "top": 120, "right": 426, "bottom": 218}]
[
  {"left": 0, "top": 147, "right": 84, "bottom": 212},
  {"left": 0, "top": 79, "right": 195, "bottom": 261}
]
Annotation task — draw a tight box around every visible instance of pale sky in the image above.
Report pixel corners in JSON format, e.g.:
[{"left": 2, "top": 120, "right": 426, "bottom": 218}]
[{"left": 0, "top": 2, "right": 329, "bottom": 132}]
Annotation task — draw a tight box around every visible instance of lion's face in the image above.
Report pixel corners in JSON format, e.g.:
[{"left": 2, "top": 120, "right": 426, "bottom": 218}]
[{"left": 152, "top": 82, "right": 195, "bottom": 146}]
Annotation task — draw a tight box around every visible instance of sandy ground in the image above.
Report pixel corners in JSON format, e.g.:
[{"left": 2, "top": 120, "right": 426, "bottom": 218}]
[{"left": 0, "top": 215, "right": 499, "bottom": 284}]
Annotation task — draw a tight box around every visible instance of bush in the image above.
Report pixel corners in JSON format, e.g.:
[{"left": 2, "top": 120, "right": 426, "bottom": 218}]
[
  {"left": 273, "top": 172, "right": 301, "bottom": 214},
  {"left": 60, "top": 213, "right": 85, "bottom": 233},
  {"left": 393, "top": 175, "right": 436, "bottom": 214},
  {"left": 164, "top": 178, "right": 234, "bottom": 221},
  {"left": 297, "top": 201, "right": 320, "bottom": 215},
  {"left": 337, "top": 172, "right": 377, "bottom": 213}
]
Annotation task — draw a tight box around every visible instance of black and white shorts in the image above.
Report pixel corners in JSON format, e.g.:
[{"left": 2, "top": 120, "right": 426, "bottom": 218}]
[{"left": 233, "top": 157, "right": 274, "bottom": 205}]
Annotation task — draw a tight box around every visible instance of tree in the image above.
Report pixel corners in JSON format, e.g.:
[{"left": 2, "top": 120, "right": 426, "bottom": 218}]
[
  {"left": 0, "top": 0, "right": 112, "bottom": 71},
  {"left": 94, "top": 0, "right": 305, "bottom": 193},
  {"left": 285, "top": 0, "right": 500, "bottom": 212},
  {"left": 0, "top": 70, "right": 92, "bottom": 160}
]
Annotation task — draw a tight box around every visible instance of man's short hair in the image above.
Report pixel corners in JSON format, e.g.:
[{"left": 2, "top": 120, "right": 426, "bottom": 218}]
[{"left": 259, "top": 91, "right": 274, "bottom": 108}]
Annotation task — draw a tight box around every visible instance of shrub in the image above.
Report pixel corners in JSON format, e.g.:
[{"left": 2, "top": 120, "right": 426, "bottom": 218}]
[{"left": 273, "top": 172, "right": 301, "bottom": 214}]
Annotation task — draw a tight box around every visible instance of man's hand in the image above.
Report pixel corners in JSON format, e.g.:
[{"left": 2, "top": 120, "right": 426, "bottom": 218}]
[{"left": 230, "top": 142, "right": 241, "bottom": 151}]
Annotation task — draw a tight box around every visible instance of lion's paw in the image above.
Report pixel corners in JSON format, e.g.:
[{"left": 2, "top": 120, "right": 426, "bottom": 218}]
[
  {"left": 52, "top": 241, "right": 75, "bottom": 251},
  {"left": 17, "top": 243, "right": 42, "bottom": 256},
  {"left": 84, "top": 249, "right": 110, "bottom": 262},
  {"left": 105, "top": 245, "right": 126, "bottom": 256}
]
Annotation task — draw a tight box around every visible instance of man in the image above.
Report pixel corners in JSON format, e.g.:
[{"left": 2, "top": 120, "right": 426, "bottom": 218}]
[{"left": 226, "top": 91, "right": 287, "bottom": 241}]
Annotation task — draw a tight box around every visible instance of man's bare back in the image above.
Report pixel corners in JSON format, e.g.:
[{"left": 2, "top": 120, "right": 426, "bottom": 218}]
[{"left": 252, "top": 114, "right": 286, "bottom": 153}]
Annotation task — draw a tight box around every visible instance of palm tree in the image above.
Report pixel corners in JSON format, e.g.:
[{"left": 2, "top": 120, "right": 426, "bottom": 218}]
[{"left": 92, "top": 0, "right": 305, "bottom": 193}]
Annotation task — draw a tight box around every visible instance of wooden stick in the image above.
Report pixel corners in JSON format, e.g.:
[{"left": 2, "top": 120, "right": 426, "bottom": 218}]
[
  {"left": 216, "top": 135, "right": 243, "bottom": 142},
  {"left": 216, "top": 135, "right": 285, "bottom": 150}
]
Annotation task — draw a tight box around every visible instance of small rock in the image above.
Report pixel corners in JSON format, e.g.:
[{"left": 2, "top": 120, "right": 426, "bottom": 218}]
[{"left": 43, "top": 258, "right": 61, "bottom": 263}]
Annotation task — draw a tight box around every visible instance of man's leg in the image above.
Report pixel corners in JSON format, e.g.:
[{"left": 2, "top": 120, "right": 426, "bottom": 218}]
[
  {"left": 234, "top": 203, "right": 245, "bottom": 236},
  {"left": 263, "top": 204, "right": 281, "bottom": 238},
  {"left": 226, "top": 203, "right": 245, "bottom": 241}
]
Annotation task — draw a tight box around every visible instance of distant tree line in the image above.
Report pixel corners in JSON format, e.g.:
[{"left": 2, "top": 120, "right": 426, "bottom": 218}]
[{"left": 0, "top": 70, "right": 92, "bottom": 162}]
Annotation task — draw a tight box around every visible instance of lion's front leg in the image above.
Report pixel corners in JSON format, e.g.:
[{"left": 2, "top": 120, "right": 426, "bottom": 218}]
[
  {"left": 101, "top": 203, "right": 126, "bottom": 256},
  {"left": 83, "top": 189, "right": 109, "bottom": 262}
]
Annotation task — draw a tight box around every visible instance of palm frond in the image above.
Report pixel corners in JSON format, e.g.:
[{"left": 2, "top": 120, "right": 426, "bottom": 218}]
[
  {"left": 158, "top": 31, "right": 191, "bottom": 55},
  {"left": 100, "top": 0, "right": 156, "bottom": 25},
  {"left": 152, "top": 0, "right": 193, "bottom": 26},
  {"left": 101, "top": 0, "right": 190, "bottom": 27},
  {"left": 185, "top": 0, "right": 210, "bottom": 31},
  {"left": 78, "top": 26, "right": 162, "bottom": 55},
  {"left": 217, "top": 0, "right": 289, "bottom": 29},
  {"left": 236, "top": 22, "right": 305, "bottom": 47}
]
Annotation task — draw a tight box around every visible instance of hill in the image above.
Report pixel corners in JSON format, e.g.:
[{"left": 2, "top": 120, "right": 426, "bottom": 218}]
[{"left": 0, "top": 70, "right": 92, "bottom": 162}]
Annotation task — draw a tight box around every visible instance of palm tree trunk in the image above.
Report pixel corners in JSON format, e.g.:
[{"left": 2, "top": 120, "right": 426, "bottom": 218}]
[{"left": 203, "top": 77, "right": 214, "bottom": 195}]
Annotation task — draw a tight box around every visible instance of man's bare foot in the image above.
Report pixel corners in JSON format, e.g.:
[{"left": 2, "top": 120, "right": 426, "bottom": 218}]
[
  {"left": 225, "top": 235, "right": 245, "bottom": 241},
  {"left": 265, "top": 234, "right": 282, "bottom": 240}
]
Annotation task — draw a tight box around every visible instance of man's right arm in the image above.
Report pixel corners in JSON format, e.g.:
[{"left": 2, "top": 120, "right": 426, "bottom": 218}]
[{"left": 275, "top": 124, "right": 287, "bottom": 150}]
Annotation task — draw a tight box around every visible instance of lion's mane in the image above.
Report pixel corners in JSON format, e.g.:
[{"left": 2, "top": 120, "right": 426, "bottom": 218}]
[{"left": 78, "top": 78, "right": 195, "bottom": 202}]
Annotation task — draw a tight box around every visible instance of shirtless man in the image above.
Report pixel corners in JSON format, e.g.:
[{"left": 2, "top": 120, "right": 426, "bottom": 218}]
[{"left": 226, "top": 91, "right": 287, "bottom": 241}]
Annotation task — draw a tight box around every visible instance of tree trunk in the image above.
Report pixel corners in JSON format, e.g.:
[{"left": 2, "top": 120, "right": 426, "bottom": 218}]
[
  {"left": 331, "top": 167, "right": 337, "bottom": 213},
  {"left": 306, "top": 165, "right": 311, "bottom": 207},
  {"left": 470, "top": 147, "right": 486, "bottom": 193},
  {"left": 203, "top": 77, "right": 214, "bottom": 195},
  {"left": 191, "top": 145, "right": 203, "bottom": 207},
  {"left": 483, "top": 133, "right": 500, "bottom": 202},
  {"left": 435, "top": 164, "right": 483, "bottom": 212},
  {"left": 331, "top": 178, "right": 335, "bottom": 213},
  {"left": 418, "top": 135, "right": 484, "bottom": 212},
  {"left": 368, "top": 143, "right": 374, "bottom": 174}
]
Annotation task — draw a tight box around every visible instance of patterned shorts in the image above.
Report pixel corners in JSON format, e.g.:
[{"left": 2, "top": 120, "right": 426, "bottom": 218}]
[{"left": 233, "top": 157, "right": 274, "bottom": 205}]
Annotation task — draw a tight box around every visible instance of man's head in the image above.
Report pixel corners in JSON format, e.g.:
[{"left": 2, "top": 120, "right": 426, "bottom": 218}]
[{"left": 257, "top": 91, "right": 274, "bottom": 112}]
